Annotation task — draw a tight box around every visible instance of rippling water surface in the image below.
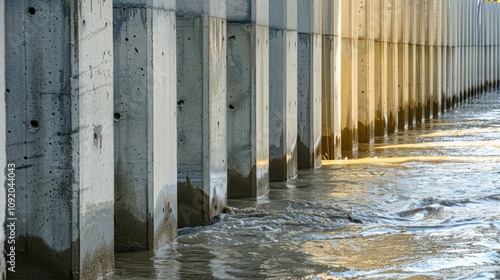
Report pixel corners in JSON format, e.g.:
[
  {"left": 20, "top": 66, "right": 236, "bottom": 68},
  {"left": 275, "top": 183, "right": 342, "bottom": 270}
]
[{"left": 115, "top": 91, "right": 500, "bottom": 279}]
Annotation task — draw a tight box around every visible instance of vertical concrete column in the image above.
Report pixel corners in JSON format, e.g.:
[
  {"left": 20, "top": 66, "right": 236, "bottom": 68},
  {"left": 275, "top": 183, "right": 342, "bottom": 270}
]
[
  {"left": 340, "top": 0, "right": 358, "bottom": 156},
  {"left": 226, "top": 0, "right": 269, "bottom": 198},
  {"left": 408, "top": 0, "right": 418, "bottom": 126},
  {"left": 373, "top": 0, "right": 387, "bottom": 136},
  {"left": 493, "top": 5, "right": 500, "bottom": 87},
  {"left": 357, "top": 0, "right": 375, "bottom": 143},
  {"left": 451, "top": 0, "right": 459, "bottom": 107},
  {"left": 426, "top": 0, "right": 436, "bottom": 119},
  {"left": 441, "top": 0, "right": 448, "bottom": 112},
  {"left": 175, "top": 1, "right": 228, "bottom": 227},
  {"left": 297, "top": 0, "right": 322, "bottom": 168},
  {"left": 446, "top": 0, "right": 455, "bottom": 110},
  {"left": 269, "top": 0, "right": 298, "bottom": 181},
  {"left": 387, "top": 0, "right": 399, "bottom": 134},
  {"left": 456, "top": 0, "right": 465, "bottom": 103},
  {"left": 399, "top": 0, "right": 411, "bottom": 130},
  {"left": 0, "top": 0, "right": 5, "bottom": 277},
  {"left": 321, "top": 0, "right": 342, "bottom": 160},
  {"left": 435, "top": 0, "right": 443, "bottom": 116},
  {"left": 416, "top": 0, "right": 425, "bottom": 123},
  {"left": 114, "top": 0, "right": 178, "bottom": 251},
  {"left": 5, "top": 1, "right": 114, "bottom": 279}
]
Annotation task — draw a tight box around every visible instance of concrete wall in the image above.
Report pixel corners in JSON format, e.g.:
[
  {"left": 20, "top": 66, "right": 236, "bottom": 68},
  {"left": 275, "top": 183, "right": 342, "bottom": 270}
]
[
  {"left": 269, "top": 0, "right": 298, "bottom": 181},
  {"left": 176, "top": 0, "right": 228, "bottom": 227},
  {"left": 0, "top": 0, "right": 5, "bottom": 277},
  {"left": 321, "top": 0, "right": 342, "bottom": 160},
  {"left": 339, "top": 0, "right": 359, "bottom": 156},
  {"left": 5, "top": 0, "right": 114, "bottom": 278},
  {"left": 113, "top": 0, "right": 178, "bottom": 250},
  {"left": 297, "top": 0, "right": 322, "bottom": 168},
  {"left": 226, "top": 0, "right": 270, "bottom": 198},
  {"left": 358, "top": 0, "right": 376, "bottom": 144}
]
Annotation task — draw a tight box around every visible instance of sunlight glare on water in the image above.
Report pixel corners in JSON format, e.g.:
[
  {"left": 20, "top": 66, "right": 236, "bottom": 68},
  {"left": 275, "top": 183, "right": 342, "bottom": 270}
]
[{"left": 115, "top": 90, "right": 500, "bottom": 279}]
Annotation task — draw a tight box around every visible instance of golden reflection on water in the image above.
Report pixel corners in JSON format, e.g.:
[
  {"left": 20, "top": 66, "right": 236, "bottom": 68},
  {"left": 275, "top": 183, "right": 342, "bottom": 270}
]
[
  {"left": 323, "top": 155, "right": 500, "bottom": 165},
  {"left": 420, "top": 128, "right": 500, "bottom": 137},
  {"left": 301, "top": 233, "right": 423, "bottom": 271}
]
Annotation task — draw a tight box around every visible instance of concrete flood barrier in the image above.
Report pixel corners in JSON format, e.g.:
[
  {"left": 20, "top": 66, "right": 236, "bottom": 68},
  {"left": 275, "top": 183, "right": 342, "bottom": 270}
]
[
  {"left": 1, "top": 0, "right": 500, "bottom": 278},
  {"left": 113, "top": 0, "right": 178, "bottom": 251},
  {"left": 268, "top": 0, "right": 298, "bottom": 182},
  {"left": 175, "top": 0, "right": 228, "bottom": 228},
  {"left": 5, "top": 0, "right": 115, "bottom": 278},
  {"left": 297, "top": 0, "right": 323, "bottom": 168},
  {"left": 226, "top": 0, "right": 270, "bottom": 198}
]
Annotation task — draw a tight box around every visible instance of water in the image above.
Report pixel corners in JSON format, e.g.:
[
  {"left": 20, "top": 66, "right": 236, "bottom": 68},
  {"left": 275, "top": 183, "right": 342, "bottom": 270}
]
[{"left": 114, "top": 91, "right": 500, "bottom": 279}]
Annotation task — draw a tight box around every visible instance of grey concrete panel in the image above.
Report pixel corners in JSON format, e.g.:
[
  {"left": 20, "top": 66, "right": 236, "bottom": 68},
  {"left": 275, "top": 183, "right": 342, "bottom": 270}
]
[
  {"left": 227, "top": 23, "right": 269, "bottom": 198},
  {"left": 114, "top": 0, "right": 175, "bottom": 9},
  {"left": 297, "top": 33, "right": 322, "bottom": 168},
  {"left": 226, "top": 0, "right": 269, "bottom": 25},
  {"left": 176, "top": 0, "right": 226, "bottom": 18},
  {"left": 176, "top": 15, "right": 227, "bottom": 227},
  {"left": 5, "top": 0, "right": 114, "bottom": 278},
  {"left": 0, "top": 0, "right": 5, "bottom": 277},
  {"left": 114, "top": 7, "right": 178, "bottom": 251},
  {"left": 297, "top": 0, "right": 321, "bottom": 34},
  {"left": 269, "top": 0, "right": 297, "bottom": 30},
  {"left": 269, "top": 29, "right": 298, "bottom": 181}
]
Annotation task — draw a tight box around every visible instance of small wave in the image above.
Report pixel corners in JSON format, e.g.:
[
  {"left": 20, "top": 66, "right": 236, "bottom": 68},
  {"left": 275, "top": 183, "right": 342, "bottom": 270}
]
[{"left": 396, "top": 205, "right": 443, "bottom": 218}]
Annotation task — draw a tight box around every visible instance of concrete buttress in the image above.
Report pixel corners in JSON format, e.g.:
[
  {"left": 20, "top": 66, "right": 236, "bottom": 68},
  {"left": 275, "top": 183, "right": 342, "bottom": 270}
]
[
  {"left": 5, "top": 0, "right": 114, "bottom": 278},
  {"left": 176, "top": 0, "right": 228, "bottom": 227},
  {"left": 226, "top": 0, "right": 270, "bottom": 198},
  {"left": 113, "top": 0, "right": 178, "bottom": 250}
]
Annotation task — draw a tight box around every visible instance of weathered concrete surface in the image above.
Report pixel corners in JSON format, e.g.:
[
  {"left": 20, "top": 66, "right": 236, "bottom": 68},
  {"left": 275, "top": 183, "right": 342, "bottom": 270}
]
[
  {"left": 5, "top": 0, "right": 114, "bottom": 278},
  {"left": 339, "top": 0, "right": 358, "bottom": 157},
  {"left": 321, "top": 0, "right": 342, "bottom": 160},
  {"left": 114, "top": 1, "right": 178, "bottom": 250},
  {"left": 297, "top": 0, "right": 322, "bottom": 168},
  {"left": 386, "top": 0, "right": 399, "bottom": 134},
  {"left": 227, "top": 0, "right": 269, "bottom": 198},
  {"left": 269, "top": 0, "right": 298, "bottom": 181},
  {"left": 0, "top": 0, "right": 5, "bottom": 277},
  {"left": 357, "top": 0, "right": 375, "bottom": 144},
  {"left": 176, "top": 0, "right": 227, "bottom": 227},
  {"left": 373, "top": 0, "right": 388, "bottom": 136}
]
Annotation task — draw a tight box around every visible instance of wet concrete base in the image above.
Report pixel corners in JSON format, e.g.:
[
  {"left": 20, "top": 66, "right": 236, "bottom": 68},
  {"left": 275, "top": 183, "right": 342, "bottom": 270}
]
[
  {"left": 115, "top": 209, "right": 148, "bottom": 252},
  {"left": 387, "top": 111, "right": 396, "bottom": 135},
  {"left": 177, "top": 177, "right": 209, "bottom": 228},
  {"left": 6, "top": 235, "right": 71, "bottom": 279},
  {"left": 297, "top": 135, "right": 317, "bottom": 169},
  {"left": 228, "top": 166, "right": 266, "bottom": 199}
]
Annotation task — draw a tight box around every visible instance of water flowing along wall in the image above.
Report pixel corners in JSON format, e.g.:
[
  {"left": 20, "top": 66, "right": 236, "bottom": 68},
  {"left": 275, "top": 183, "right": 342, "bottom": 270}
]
[{"left": 1, "top": 0, "right": 499, "bottom": 278}]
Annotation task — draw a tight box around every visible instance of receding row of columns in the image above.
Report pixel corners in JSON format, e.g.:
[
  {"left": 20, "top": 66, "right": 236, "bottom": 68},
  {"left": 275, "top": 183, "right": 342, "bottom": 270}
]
[
  {"left": 1, "top": 0, "right": 499, "bottom": 278},
  {"left": 321, "top": 0, "right": 500, "bottom": 161}
]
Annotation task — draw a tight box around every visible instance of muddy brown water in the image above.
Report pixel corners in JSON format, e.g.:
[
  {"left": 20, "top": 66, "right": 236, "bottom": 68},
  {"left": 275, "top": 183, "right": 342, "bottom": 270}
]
[{"left": 115, "top": 90, "right": 500, "bottom": 279}]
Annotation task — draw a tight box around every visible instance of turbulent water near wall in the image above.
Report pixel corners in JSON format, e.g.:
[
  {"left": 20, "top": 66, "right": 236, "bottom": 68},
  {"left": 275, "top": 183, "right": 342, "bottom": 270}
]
[{"left": 114, "top": 90, "right": 500, "bottom": 279}]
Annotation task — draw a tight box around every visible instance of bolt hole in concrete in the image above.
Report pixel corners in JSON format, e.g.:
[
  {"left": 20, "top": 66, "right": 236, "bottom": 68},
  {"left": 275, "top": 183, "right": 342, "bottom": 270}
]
[
  {"left": 29, "top": 120, "right": 39, "bottom": 132},
  {"left": 114, "top": 113, "right": 121, "bottom": 121},
  {"left": 228, "top": 104, "right": 234, "bottom": 110},
  {"left": 27, "top": 7, "right": 36, "bottom": 16}
]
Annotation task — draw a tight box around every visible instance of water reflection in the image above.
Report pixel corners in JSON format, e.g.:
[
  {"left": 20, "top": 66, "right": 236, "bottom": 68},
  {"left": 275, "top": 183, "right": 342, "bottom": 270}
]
[{"left": 115, "top": 90, "right": 500, "bottom": 279}]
